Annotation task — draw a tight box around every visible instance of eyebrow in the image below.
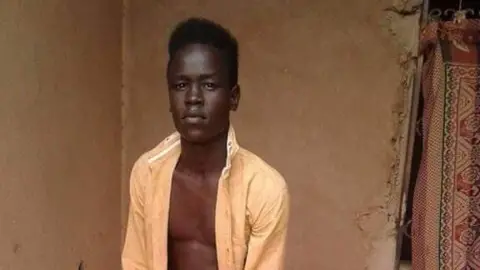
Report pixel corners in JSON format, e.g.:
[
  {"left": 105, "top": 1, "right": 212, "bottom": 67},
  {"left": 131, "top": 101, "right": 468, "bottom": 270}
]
[{"left": 171, "top": 72, "right": 220, "bottom": 80}]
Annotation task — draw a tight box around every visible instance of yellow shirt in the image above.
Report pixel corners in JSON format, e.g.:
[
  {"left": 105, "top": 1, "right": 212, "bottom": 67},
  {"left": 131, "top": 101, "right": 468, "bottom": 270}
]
[{"left": 122, "top": 127, "right": 290, "bottom": 270}]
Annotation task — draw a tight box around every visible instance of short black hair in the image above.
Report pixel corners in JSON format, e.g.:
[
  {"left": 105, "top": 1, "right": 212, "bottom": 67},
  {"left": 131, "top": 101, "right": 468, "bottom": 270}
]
[{"left": 167, "top": 17, "right": 239, "bottom": 87}]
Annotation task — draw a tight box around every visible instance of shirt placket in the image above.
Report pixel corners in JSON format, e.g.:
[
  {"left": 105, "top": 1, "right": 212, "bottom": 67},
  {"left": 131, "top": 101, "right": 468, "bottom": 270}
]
[{"left": 216, "top": 140, "right": 235, "bottom": 269}]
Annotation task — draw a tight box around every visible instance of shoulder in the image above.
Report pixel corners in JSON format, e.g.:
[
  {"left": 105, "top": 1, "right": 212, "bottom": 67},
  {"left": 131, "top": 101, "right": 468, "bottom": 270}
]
[
  {"left": 129, "top": 133, "right": 180, "bottom": 186},
  {"left": 235, "top": 148, "right": 289, "bottom": 205}
]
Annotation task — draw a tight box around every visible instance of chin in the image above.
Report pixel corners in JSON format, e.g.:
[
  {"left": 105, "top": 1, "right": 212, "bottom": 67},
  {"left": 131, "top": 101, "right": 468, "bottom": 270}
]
[{"left": 179, "top": 127, "right": 210, "bottom": 144}]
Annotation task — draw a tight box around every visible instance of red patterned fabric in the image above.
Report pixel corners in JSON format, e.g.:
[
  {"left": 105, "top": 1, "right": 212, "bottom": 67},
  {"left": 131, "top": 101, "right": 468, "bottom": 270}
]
[{"left": 412, "top": 19, "right": 480, "bottom": 269}]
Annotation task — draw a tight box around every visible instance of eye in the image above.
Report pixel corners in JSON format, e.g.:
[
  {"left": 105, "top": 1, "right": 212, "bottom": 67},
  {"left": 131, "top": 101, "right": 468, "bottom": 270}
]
[
  {"left": 203, "top": 82, "right": 216, "bottom": 90},
  {"left": 173, "top": 82, "right": 187, "bottom": 90}
]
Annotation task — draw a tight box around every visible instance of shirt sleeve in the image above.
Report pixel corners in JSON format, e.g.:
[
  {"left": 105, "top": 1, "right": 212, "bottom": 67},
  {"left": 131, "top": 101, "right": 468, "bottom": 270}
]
[
  {"left": 244, "top": 185, "right": 290, "bottom": 270},
  {"left": 122, "top": 160, "right": 148, "bottom": 270}
]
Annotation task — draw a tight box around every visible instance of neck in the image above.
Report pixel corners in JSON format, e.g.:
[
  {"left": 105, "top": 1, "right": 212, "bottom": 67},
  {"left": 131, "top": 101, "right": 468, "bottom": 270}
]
[{"left": 178, "top": 129, "right": 229, "bottom": 174}]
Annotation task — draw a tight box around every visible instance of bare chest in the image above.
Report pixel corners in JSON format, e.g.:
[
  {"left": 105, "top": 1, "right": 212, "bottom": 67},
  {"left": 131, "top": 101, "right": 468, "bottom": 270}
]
[{"left": 168, "top": 170, "right": 220, "bottom": 246}]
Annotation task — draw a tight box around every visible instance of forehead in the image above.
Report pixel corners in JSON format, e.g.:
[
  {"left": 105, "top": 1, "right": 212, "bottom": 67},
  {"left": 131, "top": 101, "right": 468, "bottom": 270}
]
[{"left": 168, "top": 44, "right": 226, "bottom": 78}]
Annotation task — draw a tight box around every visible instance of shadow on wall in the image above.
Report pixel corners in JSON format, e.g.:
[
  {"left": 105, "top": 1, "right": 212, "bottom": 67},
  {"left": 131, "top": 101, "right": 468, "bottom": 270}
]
[{"left": 0, "top": 0, "right": 122, "bottom": 269}]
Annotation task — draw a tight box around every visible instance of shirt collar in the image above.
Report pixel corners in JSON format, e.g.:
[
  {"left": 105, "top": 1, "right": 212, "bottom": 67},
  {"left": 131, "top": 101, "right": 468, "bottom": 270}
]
[{"left": 147, "top": 126, "right": 239, "bottom": 172}]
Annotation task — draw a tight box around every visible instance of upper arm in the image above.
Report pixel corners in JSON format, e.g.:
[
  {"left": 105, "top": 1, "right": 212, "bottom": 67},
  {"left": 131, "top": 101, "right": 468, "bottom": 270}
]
[
  {"left": 122, "top": 160, "right": 149, "bottom": 270},
  {"left": 244, "top": 174, "right": 290, "bottom": 270}
]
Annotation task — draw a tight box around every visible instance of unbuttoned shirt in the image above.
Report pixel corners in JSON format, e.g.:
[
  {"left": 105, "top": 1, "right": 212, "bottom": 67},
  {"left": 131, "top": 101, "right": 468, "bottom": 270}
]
[{"left": 122, "top": 127, "right": 290, "bottom": 270}]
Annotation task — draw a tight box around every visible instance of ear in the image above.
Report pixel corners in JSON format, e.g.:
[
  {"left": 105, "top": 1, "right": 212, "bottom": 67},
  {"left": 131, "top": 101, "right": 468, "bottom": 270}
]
[{"left": 230, "top": 84, "right": 240, "bottom": 111}]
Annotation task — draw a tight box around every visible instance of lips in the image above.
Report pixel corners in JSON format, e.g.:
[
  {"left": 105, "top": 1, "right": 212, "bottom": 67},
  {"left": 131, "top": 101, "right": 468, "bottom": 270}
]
[
  {"left": 182, "top": 113, "right": 205, "bottom": 119},
  {"left": 182, "top": 111, "right": 206, "bottom": 123}
]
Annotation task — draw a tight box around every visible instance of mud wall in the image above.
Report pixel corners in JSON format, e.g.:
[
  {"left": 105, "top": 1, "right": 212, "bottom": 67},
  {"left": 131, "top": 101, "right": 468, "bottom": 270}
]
[
  {"left": 122, "top": 1, "right": 404, "bottom": 269},
  {"left": 0, "top": 1, "right": 122, "bottom": 269}
]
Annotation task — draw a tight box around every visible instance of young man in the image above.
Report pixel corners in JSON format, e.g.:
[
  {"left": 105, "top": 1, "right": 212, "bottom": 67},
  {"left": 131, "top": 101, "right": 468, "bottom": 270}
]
[{"left": 122, "top": 17, "right": 289, "bottom": 270}]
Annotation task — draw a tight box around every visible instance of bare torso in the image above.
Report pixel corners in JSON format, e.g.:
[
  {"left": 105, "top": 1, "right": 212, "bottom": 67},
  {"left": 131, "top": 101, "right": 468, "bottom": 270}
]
[{"left": 168, "top": 166, "right": 221, "bottom": 270}]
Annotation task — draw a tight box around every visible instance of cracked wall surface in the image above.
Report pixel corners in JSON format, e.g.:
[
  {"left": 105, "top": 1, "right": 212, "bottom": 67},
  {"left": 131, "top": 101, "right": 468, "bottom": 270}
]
[
  {"left": 122, "top": 0, "right": 407, "bottom": 269},
  {"left": 359, "top": 0, "right": 421, "bottom": 268},
  {"left": 0, "top": 1, "right": 122, "bottom": 269}
]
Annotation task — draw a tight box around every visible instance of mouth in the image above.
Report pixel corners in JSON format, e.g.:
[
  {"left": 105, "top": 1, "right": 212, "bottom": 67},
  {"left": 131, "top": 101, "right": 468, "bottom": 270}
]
[
  {"left": 182, "top": 113, "right": 206, "bottom": 123},
  {"left": 182, "top": 114, "right": 205, "bottom": 119}
]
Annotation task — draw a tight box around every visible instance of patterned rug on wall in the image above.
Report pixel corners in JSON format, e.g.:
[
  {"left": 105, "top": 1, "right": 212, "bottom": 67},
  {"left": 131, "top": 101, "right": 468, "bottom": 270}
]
[{"left": 412, "top": 19, "right": 480, "bottom": 270}]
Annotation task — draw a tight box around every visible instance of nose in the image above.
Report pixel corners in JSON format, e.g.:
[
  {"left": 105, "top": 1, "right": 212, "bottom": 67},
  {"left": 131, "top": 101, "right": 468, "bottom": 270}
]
[{"left": 185, "top": 83, "right": 204, "bottom": 105}]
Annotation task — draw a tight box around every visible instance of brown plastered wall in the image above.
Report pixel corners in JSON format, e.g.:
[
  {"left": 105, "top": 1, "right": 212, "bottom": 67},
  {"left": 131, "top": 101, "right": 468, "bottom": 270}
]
[
  {"left": 122, "top": 1, "right": 406, "bottom": 269},
  {"left": 0, "top": 1, "right": 122, "bottom": 269},
  {"left": 362, "top": 0, "right": 421, "bottom": 268}
]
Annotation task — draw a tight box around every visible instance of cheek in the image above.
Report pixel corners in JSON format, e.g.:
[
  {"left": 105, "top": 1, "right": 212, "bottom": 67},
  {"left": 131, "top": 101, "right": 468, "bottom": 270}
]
[
  {"left": 206, "top": 95, "right": 230, "bottom": 113},
  {"left": 169, "top": 94, "right": 184, "bottom": 111},
  {"left": 208, "top": 105, "right": 231, "bottom": 125}
]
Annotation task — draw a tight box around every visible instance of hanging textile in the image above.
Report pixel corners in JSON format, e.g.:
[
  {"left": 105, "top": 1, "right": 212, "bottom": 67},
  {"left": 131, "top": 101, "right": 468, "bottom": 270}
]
[{"left": 412, "top": 19, "right": 480, "bottom": 269}]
